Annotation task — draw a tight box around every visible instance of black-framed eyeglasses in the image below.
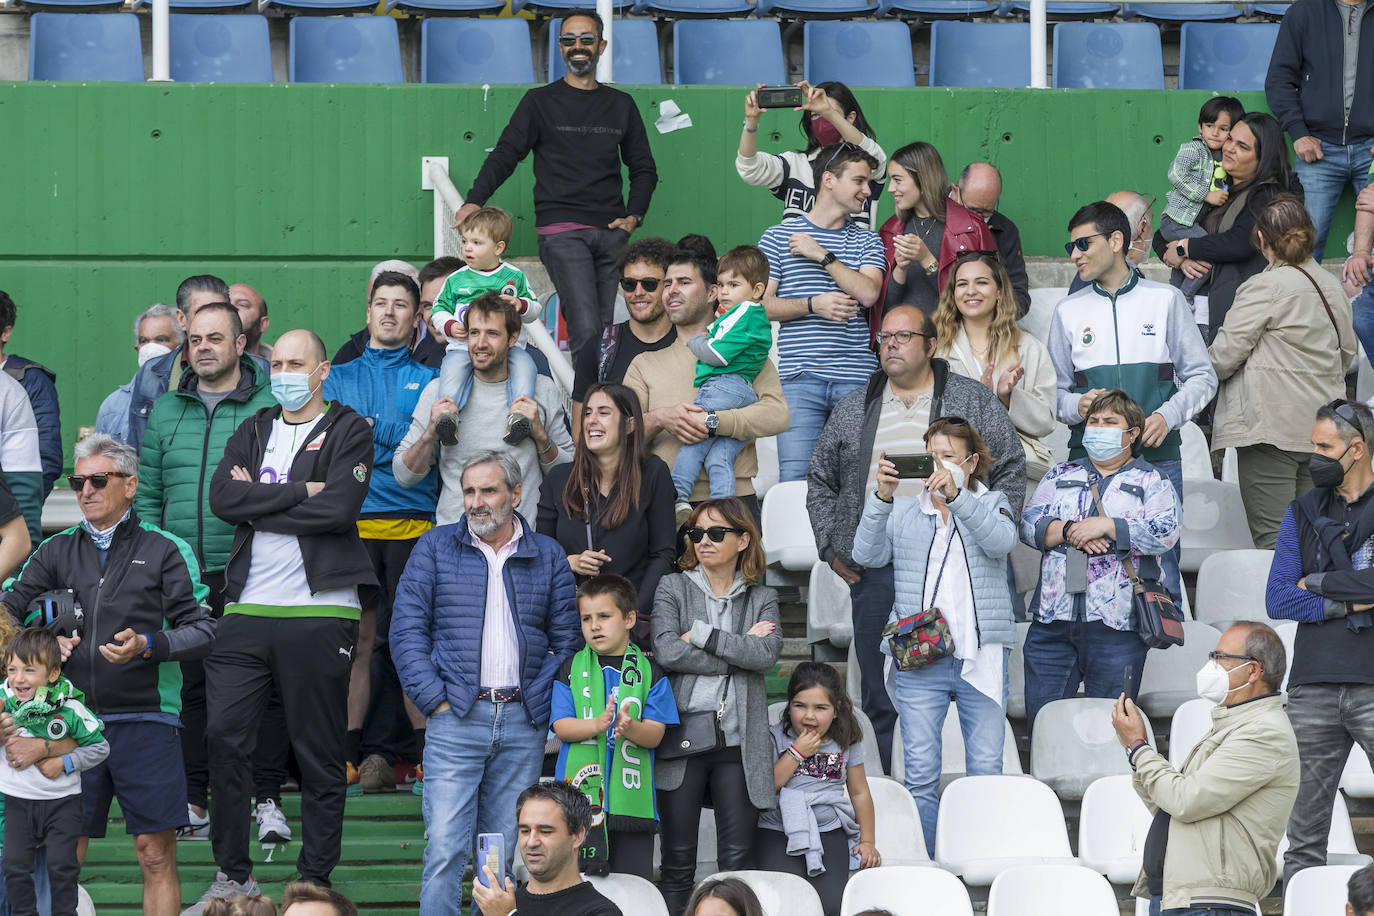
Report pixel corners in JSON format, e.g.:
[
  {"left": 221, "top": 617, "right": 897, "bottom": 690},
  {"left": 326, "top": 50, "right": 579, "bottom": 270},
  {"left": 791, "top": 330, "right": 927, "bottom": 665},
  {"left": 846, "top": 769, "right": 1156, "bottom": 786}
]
[
  {"left": 559, "top": 33, "right": 598, "bottom": 47},
  {"left": 818, "top": 140, "right": 854, "bottom": 176},
  {"left": 1208, "top": 651, "right": 1256, "bottom": 663},
  {"left": 875, "top": 329, "right": 934, "bottom": 347},
  {"left": 619, "top": 277, "right": 661, "bottom": 293},
  {"left": 685, "top": 525, "right": 744, "bottom": 544},
  {"left": 1064, "top": 233, "right": 1107, "bottom": 255},
  {"left": 68, "top": 472, "right": 130, "bottom": 492}
]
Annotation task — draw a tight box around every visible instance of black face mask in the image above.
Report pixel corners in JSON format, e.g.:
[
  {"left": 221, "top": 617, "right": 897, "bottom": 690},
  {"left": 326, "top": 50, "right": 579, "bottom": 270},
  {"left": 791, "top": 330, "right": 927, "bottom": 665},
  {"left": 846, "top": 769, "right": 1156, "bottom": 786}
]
[{"left": 1310, "top": 444, "right": 1353, "bottom": 489}]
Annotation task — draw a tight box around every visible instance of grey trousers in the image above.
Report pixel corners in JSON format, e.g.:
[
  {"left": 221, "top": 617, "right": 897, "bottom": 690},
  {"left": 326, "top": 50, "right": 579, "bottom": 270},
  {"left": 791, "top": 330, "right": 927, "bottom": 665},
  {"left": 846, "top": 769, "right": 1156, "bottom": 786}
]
[
  {"left": 1236, "top": 443, "right": 1313, "bottom": 550},
  {"left": 1284, "top": 682, "right": 1374, "bottom": 884}
]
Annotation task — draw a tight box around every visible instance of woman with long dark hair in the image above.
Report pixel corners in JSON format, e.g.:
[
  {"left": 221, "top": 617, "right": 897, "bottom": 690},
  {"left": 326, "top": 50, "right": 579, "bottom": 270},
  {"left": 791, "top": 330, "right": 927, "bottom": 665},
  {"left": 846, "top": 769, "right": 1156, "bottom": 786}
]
[
  {"left": 537, "top": 382, "right": 676, "bottom": 640},
  {"left": 1156, "top": 111, "right": 1302, "bottom": 340},
  {"left": 736, "top": 80, "right": 887, "bottom": 230}
]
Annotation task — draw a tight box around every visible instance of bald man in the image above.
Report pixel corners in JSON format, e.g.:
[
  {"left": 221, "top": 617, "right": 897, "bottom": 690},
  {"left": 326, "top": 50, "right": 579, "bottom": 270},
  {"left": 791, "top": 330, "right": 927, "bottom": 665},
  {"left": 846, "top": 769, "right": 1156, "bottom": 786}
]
[
  {"left": 195, "top": 329, "right": 378, "bottom": 908},
  {"left": 951, "top": 162, "right": 1031, "bottom": 317},
  {"left": 1068, "top": 191, "right": 1153, "bottom": 295},
  {"left": 228, "top": 283, "right": 271, "bottom": 361}
]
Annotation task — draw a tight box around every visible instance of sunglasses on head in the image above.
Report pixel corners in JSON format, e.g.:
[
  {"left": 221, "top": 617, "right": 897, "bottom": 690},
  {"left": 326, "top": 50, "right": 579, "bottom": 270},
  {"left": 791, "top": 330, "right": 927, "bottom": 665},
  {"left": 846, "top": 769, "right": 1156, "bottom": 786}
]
[
  {"left": 68, "top": 472, "right": 130, "bottom": 492},
  {"left": 1326, "top": 399, "right": 1370, "bottom": 441},
  {"left": 685, "top": 525, "right": 744, "bottom": 544},
  {"left": 1064, "top": 233, "right": 1107, "bottom": 255},
  {"left": 559, "top": 33, "right": 598, "bottom": 47},
  {"left": 619, "top": 277, "right": 661, "bottom": 293},
  {"left": 932, "top": 415, "right": 970, "bottom": 427},
  {"left": 818, "top": 140, "right": 854, "bottom": 176}
]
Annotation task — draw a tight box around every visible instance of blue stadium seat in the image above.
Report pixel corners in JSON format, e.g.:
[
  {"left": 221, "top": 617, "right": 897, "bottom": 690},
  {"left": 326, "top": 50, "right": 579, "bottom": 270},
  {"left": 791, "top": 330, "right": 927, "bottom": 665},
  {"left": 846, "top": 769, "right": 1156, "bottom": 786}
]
[
  {"left": 133, "top": 0, "right": 255, "bottom": 11},
  {"left": 756, "top": 0, "right": 878, "bottom": 14},
  {"left": 878, "top": 0, "right": 999, "bottom": 15},
  {"left": 1178, "top": 21, "right": 1279, "bottom": 90},
  {"left": 392, "top": 0, "right": 506, "bottom": 13},
  {"left": 633, "top": 0, "right": 754, "bottom": 13},
  {"left": 1052, "top": 22, "right": 1164, "bottom": 89},
  {"left": 170, "top": 14, "right": 272, "bottom": 82},
  {"left": 673, "top": 19, "right": 786, "bottom": 85},
  {"left": 421, "top": 18, "right": 533, "bottom": 84},
  {"left": 549, "top": 17, "right": 661, "bottom": 83},
  {"left": 288, "top": 17, "right": 404, "bottom": 83},
  {"left": 802, "top": 21, "right": 914, "bottom": 87},
  {"left": 928, "top": 21, "right": 1031, "bottom": 87},
  {"left": 1249, "top": 3, "right": 1291, "bottom": 16},
  {"left": 1003, "top": 1, "right": 1119, "bottom": 16},
  {"left": 512, "top": 0, "right": 631, "bottom": 12},
  {"left": 29, "top": 13, "right": 144, "bottom": 81},
  {"left": 267, "top": 0, "right": 374, "bottom": 15},
  {"left": 1125, "top": 2, "right": 1241, "bottom": 21}
]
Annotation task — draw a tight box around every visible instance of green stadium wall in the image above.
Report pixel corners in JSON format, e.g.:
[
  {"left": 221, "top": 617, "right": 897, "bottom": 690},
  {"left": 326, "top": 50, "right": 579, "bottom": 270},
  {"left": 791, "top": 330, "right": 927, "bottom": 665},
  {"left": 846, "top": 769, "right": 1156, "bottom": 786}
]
[{"left": 0, "top": 82, "right": 1358, "bottom": 468}]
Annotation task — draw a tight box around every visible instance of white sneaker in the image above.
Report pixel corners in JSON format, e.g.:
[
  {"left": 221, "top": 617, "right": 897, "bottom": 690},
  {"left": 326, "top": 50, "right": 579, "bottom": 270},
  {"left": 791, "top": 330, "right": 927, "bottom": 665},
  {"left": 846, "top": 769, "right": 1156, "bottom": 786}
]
[
  {"left": 177, "top": 804, "right": 210, "bottom": 841},
  {"left": 256, "top": 798, "right": 292, "bottom": 844},
  {"left": 180, "top": 871, "right": 260, "bottom": 916}
]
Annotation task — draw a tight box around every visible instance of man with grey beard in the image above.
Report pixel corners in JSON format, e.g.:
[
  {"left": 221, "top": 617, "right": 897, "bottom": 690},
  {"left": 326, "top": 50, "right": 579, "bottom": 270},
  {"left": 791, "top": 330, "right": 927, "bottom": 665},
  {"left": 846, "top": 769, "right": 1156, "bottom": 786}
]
[
  {"left": 390, "top": 449, "right": 579, "bottom": 915},
  {"left": 451, "top": 7, "right": 658, "bottom": 363}
]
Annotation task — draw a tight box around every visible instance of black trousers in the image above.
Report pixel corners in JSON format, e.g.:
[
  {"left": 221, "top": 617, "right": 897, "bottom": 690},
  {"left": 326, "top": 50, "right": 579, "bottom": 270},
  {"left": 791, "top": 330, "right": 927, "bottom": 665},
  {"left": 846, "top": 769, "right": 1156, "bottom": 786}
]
[
  {"left": 2, "top": 793, "right": 82, "bottom": 916},
  {"left": 183, "top": 570, "right": 290, "bottom": 808},
  {"left": 656, "top": 746, "right": 759, "bottom": 916},
  {"left": 205, "top": 614, "right": 357, "bottom": 886},
  {"left": 755, "top": 826, "right": 851, "bottom": 916},
  {"left": 607, "top": 827, "right": 655, "bottom": 881},
  {"left": 359, "top": 537, "right": 422, "bottom": 764}
]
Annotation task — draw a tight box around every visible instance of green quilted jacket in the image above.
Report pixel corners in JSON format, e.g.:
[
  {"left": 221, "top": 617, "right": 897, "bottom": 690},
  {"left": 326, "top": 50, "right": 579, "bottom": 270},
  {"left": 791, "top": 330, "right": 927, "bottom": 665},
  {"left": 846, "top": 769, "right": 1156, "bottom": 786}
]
[{"left": 135, "top": 357, "right": 275, "bottom": 572}]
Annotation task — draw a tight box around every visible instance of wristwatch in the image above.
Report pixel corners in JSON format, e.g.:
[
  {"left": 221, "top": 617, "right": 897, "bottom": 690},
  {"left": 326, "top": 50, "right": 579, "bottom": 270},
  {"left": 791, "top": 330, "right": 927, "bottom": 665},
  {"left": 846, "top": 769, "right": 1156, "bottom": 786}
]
[
  {"left": 819, "top": 252, "right": 837, "bottom": 268},
  {"left": 704, "top": 411, "right": 719, "bottom": 437},
  {"left": 1174, "top": 242, "right": 1187, "bottom": 261}
]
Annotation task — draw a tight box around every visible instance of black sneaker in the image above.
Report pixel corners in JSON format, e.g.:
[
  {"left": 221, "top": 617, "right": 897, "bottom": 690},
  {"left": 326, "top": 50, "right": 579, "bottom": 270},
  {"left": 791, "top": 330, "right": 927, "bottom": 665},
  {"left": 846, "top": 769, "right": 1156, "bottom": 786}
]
[
  {"left": 436, "top": 413, "right": 459, "bottom": 447},
  {"left": 503, "top": 412, "right": 532, "bottom": 446}
]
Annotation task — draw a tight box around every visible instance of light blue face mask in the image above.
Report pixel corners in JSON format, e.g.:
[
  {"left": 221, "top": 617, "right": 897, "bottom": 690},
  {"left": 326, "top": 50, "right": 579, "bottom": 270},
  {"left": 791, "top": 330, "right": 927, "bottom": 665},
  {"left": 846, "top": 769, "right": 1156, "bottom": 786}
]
[
  {"left": 271, "top": 367, "right": 319, "bottom": 411},
  {"left": 1082, "top": 426, "right": 1128, "bottom": 463}
]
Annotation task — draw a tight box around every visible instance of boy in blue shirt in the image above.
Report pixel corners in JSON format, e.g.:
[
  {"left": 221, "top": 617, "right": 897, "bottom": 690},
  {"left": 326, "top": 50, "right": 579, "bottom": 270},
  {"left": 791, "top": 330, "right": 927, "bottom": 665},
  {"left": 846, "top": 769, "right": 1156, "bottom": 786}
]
[{"left": 551, "top": 575, "right": 677, "bottom": 881}]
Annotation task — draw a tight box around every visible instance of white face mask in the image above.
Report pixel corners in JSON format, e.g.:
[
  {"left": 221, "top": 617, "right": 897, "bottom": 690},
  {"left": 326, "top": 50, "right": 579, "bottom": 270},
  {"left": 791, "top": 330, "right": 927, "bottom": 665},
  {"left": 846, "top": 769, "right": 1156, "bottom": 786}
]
[
  {"left": 1195, "top": 659, "right": 1252, "bottom": 705},
  {"left": 137, "top": 342, "right": 172, "bottom": 367},
  {"left": 941, "top": 458, "right": 968, "bottom": 492}
]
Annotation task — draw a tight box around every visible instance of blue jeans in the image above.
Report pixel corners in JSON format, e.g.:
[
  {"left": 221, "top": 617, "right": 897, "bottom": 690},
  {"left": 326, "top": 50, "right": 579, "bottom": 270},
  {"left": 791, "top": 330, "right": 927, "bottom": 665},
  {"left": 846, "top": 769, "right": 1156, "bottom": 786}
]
[
  {"left": 439, "top": 344, "right": 537, "bottom": 414},
  {"left": 1154, "top": 458, "right": 1183, "bottom": 603},
  {"left": 1353, "top": 284, "right": 1374, "bottom": 373},
  {"left": 0, "top": 847, "right": 51, "bottom": 916},
  {"left": 419, "top": 699, "right": 545, "bottom": 916},
  {"left": 1148, "top": 895, "right": 1253, "bottom": 916},
  {"left": 894, "top": 651, "right": 1010, "bottom": 854},
  {"left": 777, "top": 373, "right": 864, "bottom": 482},
  {"left": 671, "top": 373, "right": 759, "bottom": 500},
  {"left": 1022, "top": 618, "right": 1149, "bottom": 734},
  {"left": 1294, "top": 139, "right": 1373, "bottom": 260},
  {"left": 849, "top": 564, "right": 898, "bottom": 775}
]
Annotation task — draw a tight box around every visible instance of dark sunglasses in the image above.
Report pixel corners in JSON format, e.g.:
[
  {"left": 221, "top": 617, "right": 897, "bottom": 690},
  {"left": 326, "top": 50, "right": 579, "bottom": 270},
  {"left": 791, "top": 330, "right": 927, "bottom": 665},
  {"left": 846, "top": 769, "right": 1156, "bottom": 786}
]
[
  {"left": 818, "top": 140, "right": 854, "bottom": 176},
  {"left": 685, "top": 525, "right": 744, "bottom": 544},
  {"left": 68, "top": 472, "right": 130, "bottom": 492},
  {"left": 1208, "top": 651, "right": 1256, "bottom": 663},
  {"left": 559, "top": 33, "right": 598, "bottom": 47},
  {"left": 932, "top": 415, "right": 970, "bottom": 427},
  {"left": 1064, "top": 233, "right": 1107, "bottom": 255},
  {"left": 1326, "top": 399, "right": 1369, "bottom": 441},
  {"left": 619, "top": 277, "right": 661, "bottom": 293},
  {"left": 954, "top": 248, "right": 1000, "bottom": 263}
]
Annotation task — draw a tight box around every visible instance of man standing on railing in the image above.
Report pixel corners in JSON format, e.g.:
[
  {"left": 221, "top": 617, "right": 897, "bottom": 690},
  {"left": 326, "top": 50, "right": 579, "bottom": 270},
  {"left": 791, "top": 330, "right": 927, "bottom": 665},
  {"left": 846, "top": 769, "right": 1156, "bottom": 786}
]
[{"left": 451, "top": 8, "right": 658, "bottom": 365}]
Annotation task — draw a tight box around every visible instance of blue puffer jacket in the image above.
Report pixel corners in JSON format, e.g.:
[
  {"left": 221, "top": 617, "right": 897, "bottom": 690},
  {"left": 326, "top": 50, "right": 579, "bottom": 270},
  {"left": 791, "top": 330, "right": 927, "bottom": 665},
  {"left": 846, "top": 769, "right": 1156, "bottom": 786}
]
[
  {"left": 390, "top": 513, "right": 580, "bottom": 728},
  {"left": 852, "top": 485, "right": 1018, "bottom": 648},
  {"left": 323, "top": 344, "right": 439, "bottom": 519}
]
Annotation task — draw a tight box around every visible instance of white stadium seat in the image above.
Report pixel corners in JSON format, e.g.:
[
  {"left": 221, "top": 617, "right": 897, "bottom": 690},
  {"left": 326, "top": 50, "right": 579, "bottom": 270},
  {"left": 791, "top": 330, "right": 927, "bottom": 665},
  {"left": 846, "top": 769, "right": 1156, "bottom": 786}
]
[
  {"left": 761, "top": 480, "right": 817, "bottom": 570},
  {"left": 1193, "top": 548, "right": 1274, "bottom": 625},
  {"left": 1273, "top": 619, "right": 1297, "bottom": 695},
  {"left": 1179, "top": 422, "right": 1214, "bottom": 481},
  {"left": 1180, "top": 480, "right": 1255, "bottom": 573},
  {"left": 867, "top": 774, "right": 931, "bottom": 865},
  {"left": 586, "top": 873, "right": 668, "bottom": 916},
  {"left": 1030, "top": 698, "right": 1154, "bottom": 801},
  {"left": 1007, "top": 621, "right": 1032, "bottom": 720},
  {"left": 1136, "top": 621, "right": 1223, "bottom": 720},
  {"left": 1275, "top": 792, "right": 1372, "bottom": 870},
  {"left": 939, "top": 701, "right": 1023, "bottom": 783},
  {"left": 707, "top": 871, "right": 824, "bottom": 916},
  {"left": 752, "top": 434, "right": 779, "bottom": 502},
  {"left": 841, "top": 865, "right": 972, "bottom": 916},
  {"left": 1167, "top": 698, "right": 1214, "bottom": 769},
  {"left": 806, "top": 559, "right": 853, "bottom": 649},
  {"left": 934, "top": 774, "right": 1076, "bottom": 885},
  {"left": 1342, "top": 744, "right": 1374, "bottom": 798},
  {"left": 987, "top": 864, "right": 1119, "bottom": 916},
  {"left": 1078, "top": 774, "right": 1154, "bottom": 884},
  {"left": 1283, "top": 865, "right": 1363, "bottom": 916}
]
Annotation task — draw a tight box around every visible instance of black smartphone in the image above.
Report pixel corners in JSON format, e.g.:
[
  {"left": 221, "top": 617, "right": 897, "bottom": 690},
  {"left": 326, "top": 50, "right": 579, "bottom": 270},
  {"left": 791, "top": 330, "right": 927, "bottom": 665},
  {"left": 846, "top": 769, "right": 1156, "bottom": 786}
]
[
  {"left": 888, "top": 453, "right": 935, "bottom": 479},
  {"left": 756, "top": 85, "right": 805, "bottom": 109},
  {"left": 1122, "top": 664, "right": 1135, "bottom": 699}
]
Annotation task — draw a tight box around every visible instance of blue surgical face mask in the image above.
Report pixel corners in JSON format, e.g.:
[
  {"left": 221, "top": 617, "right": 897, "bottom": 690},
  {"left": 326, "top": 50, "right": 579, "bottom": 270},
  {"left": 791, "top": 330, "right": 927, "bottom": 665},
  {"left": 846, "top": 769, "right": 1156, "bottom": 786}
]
[
  {"left": 1082, "top": 426, "right": 1128, "bottom": 463},
  {"left": 271, "top": 366, "right": 319, "bottom": 411}
]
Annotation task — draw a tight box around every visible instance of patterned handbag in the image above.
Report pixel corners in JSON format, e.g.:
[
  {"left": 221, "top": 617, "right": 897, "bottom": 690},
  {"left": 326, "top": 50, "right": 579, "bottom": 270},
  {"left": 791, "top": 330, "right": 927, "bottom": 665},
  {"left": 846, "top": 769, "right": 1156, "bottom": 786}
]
[{"left": 883, "top": 521, "right": 958, "bottom": 671}]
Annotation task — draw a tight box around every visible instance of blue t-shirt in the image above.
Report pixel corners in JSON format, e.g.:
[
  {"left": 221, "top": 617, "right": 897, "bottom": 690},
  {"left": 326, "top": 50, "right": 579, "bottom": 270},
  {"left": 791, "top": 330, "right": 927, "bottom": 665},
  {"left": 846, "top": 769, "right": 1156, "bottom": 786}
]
[
  {"left": 552, "top": 651, "right": 679, "bottom": 821},
  {"left": 758, "top": 216, "right": 885, "bottom": 386}
]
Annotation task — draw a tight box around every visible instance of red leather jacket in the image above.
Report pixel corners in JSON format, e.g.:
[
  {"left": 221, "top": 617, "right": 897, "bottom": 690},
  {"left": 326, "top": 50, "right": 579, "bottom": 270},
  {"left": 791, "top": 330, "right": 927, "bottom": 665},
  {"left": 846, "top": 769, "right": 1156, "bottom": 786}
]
[{"left": 878, "top": 198, "right": 995, "bottom": 301}]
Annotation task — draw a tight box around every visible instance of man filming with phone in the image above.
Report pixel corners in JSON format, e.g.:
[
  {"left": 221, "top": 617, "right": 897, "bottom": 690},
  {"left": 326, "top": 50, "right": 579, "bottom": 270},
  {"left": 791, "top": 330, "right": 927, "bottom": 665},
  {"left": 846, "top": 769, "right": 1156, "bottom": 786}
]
[{"left": 808, "top": 305, "right": 1024, "bottom": 772}]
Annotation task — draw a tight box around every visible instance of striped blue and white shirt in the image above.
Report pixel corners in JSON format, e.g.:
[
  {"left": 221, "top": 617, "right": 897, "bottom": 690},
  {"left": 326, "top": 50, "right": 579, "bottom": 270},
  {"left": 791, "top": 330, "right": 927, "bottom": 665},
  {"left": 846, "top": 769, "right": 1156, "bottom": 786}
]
[{"left": 758, "top": 216, "right": 885, "bottom": 385}]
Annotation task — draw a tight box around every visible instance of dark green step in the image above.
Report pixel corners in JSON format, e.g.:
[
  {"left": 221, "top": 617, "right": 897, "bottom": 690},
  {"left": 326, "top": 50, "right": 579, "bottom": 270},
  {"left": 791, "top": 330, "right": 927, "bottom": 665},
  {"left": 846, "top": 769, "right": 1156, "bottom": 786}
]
[
  {"left": 83, "top": 837, "right": 425, "bottom": 866},
  {"left": 82, "top": 879, "right": 421, "bottom": 907},
  {"left": 103, "top": 792, "right": 423, "bottom": 822}
]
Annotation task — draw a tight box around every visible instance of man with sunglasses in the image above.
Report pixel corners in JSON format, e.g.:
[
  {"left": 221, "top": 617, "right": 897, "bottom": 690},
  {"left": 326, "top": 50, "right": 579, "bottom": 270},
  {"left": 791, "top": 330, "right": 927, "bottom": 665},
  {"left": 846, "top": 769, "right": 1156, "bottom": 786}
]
[
  {"left": 950, "top": 163, "right": 1030, "bottom": 319},
  {"left": 570, "top": 237, "right": 677, "bottom": 436},
  {"left": 807, "top": 305, "right": 1024, "bottom": 772},
  {"left": 1, "top": 433, "right": 215, "bottom": 916},
  {"left": 1050, "top": 201, "right": 1216, "bottom": 602},
  {"left": 451, "top": 8, "right": 658, "bottom": 365},
  {"left": 1067, "top": 191, "right": 1154, "bottom": 295},
  {"left": 1112, "top": 622, "right": 1296, "bottom": 916},
  {"left": 1267, "top": 399, "right": 1374, "bottom": 885}
]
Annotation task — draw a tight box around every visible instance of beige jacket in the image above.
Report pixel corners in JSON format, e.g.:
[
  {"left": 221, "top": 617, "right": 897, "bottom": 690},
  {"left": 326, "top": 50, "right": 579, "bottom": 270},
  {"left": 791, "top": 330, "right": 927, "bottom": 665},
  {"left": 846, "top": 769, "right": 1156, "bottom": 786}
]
[
  {"left": 1130, "top": 694, "right": 1299, "bottom": 911},
  {"left": 1209, "top": 259, "right": 1354, "bottom": 453},
  {"left": 623, "top": 336, "right": 790, "bottom": 501},
  {"left": 938, "top": 327, "right": 1057, "bottom": 482}
]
